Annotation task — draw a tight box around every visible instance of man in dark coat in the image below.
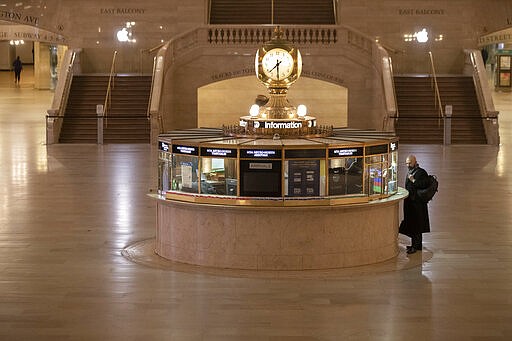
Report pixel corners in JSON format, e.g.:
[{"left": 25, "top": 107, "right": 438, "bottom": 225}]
[{"left": 400, "top": 154, "right": 430, "bottom": 254}]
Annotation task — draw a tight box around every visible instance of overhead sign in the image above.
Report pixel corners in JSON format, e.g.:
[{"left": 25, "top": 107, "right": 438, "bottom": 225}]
[
  {"left": 0, "top": 25, "right": 67, "bottom": 44},
  {"left": 200, "top": 147, "right": 238, "bottom": 158},
  {"left": 365, "top": 144, "right": 388, "bottom": 155},
  {"left": 172, "top": 145, "right": 198, "bottom": 156},
  {"left": 329, "top": 147, "right": 364, "bottom": 158},
  {"left": 240, "top": 149, "right": 282, "bottom": 159}
]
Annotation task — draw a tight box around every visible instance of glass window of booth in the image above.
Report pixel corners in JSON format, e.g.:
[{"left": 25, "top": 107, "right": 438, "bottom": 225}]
[
  {"left": 328, "top": 157, "right": 363, "bottom": 196},
  {"left": 284, "top": 159, "right": 326, "bottom": 197},
  {"left": 365, "top": 154, "right": 388, "bottom": 196},
  {"left": 200, "top": 157, "right": 237, "bottom": 195},
  {"left": 171, "top": 155, "right": 199, "bottom": 193},
  {"left": 158, "top": 151, "right": 172, "bottom": 194},
  {"left": 386, "top": 150, "right": 398, "bottom": 194}
]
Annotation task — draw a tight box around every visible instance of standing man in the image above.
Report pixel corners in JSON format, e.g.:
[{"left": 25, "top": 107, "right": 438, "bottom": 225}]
[
  {"left": 399, "top": 154, "right": 430, "bottom": 254},
  {"left": 13, "top": 56, "right": 22, "bottom": 84}
]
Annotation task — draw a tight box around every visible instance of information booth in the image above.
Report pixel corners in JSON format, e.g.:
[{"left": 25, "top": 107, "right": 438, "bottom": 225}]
[{"left": 150, "top": 27, "right": 407, "bottom": 271}]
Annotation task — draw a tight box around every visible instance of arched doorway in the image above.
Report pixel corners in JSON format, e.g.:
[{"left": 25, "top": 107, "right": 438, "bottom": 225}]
[{"left": 198, "top": 76, "right": 348, "bottom": 128}]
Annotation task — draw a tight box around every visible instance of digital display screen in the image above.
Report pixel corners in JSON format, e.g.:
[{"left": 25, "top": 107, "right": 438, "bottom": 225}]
[
  {"left": 240, "top": 149, "right": 282, "bottom": 158},
  {"left": 172, "top": 145, "right": 199, "bottom": 156},
  {"left": 329, "top": 147, "right": 363, "bottom": 158}
]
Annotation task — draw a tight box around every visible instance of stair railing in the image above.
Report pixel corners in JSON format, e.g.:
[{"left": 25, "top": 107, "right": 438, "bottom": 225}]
[
  {"left": 46, "top": 48, "right": 78, "bottom": 144},
  {"left": 103, "top": 50, "right": 118, "bottom": 129},
  {"left": 464, "top": 49, "right": 500, "bottom": 145},
  {"left": 428, "top": 51, "right": 444, "bottom": 120}
]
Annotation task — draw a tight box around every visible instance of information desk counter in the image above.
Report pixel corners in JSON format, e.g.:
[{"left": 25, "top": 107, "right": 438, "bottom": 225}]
[{"left": 151, "top": 188, "right": 407, "bottom": 270}]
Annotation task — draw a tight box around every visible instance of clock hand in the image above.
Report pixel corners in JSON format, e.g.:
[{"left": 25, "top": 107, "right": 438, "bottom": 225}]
[{"left": 267, "top": 59, "right": 282, "bottom": 73}]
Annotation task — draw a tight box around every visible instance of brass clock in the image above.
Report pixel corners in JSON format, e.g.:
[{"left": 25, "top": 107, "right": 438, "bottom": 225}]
[
  {"left": 255, "top": 29, "right": 302, "bottom": 88},
  {"left": 261, "top": 48, "right": 294, "bottom": 81}
]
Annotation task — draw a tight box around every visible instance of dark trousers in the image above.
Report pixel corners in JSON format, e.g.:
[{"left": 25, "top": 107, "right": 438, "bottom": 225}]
[
  {"left": 411, "top": 233, "right": 423, "bottom": 249},
  {"left": 14, "top": 70, "right": 21, "bottom": 82}
]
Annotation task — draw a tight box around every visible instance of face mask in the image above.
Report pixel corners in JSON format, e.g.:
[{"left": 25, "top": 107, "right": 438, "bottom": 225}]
[{"left": 408, "top": 165, "right": 414, "bottom": 170}]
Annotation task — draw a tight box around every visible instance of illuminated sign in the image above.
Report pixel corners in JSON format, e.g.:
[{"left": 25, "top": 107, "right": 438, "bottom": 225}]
[
  {"left": 389, "top": 141, "right": 399, "bottom": 151},
  {"left": 240, "top": 149, "right": 282, "bottom": 158},
  {"left": 329, "top": 147, "right": 364, "bottom": 158},
  {"left": 172, "top": 145, "right": 198, "bottom": 155},
  {"left": 200, "top": 147, "right": 238, "bottom": 158},
  {"left": 264, "top": 121, "right": 302, "bottom": 129},
  {"left": 159, "top": 141, "right": 170, "bottom": 151}
]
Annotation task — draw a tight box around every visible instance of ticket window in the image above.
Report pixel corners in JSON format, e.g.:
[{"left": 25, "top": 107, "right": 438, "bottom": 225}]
[
  {"left": 171, "top": 155, "right": 199, "bottom": 193},
  {"left": 200, "top": 157, "right": 237, "bottom": 195},
  {"left": 328, "top": 157, "right": 363, "bottom": 196},
  {"left": 365, "top": 154, "right": 388, "bottom": 196},
  {"left": 240, "top": 160, "right": 282, "bottom": 197}
]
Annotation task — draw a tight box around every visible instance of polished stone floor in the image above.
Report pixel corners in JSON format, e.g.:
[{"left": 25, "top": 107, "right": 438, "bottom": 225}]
[{"left": 1, "top": 69, "right": 512, "bottom": 340}]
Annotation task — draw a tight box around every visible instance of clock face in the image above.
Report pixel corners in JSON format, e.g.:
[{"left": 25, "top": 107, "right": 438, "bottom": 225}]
[{"left": 262, "top": 48, "right": 294, "bottom": 81}]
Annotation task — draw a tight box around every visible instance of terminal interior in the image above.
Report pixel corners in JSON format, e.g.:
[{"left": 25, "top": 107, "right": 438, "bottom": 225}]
[{"left": 1, "top": 1, "right": 512, "bottom": 339}]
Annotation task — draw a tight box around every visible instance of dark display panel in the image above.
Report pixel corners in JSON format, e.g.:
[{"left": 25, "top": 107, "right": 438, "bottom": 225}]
[
  {"left": 287, "top": 160, "right": 320, "bottom": 197},
  {"left": 240, "top": 160, "right": 282, "bottom": 197}
]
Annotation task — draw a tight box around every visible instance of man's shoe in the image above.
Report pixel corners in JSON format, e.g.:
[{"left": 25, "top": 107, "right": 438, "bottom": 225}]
[{"left": 406, "top": 247, "right": 417, "bottom": 254}]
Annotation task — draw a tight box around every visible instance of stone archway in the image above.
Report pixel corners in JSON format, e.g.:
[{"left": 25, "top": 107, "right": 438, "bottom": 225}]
[{"left": 197, "top": 76, "right": 348, "bottom": 128}]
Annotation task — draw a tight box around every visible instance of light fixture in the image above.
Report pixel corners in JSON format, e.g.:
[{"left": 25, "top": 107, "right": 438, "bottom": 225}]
[
  {"left": 297, "top": 104, "right": 307, "bottom": 117},
  {"left": 414, "top": 28, "right": 429, "bottom": 43},
  {"left": 9, "top": 40, "right": 25, "bottom": 45},
  {"left": 249, "top": 104, "right": 260, "bottom": 117},
  {"left": 117, "top": 28, "right": 129, "bottom": 42},
  {"left": 117, "top": 22, "right": 137, "bottom": 43}
]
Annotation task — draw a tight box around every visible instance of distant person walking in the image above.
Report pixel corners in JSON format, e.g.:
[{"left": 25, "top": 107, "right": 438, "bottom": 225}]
[{"left": 13, "top": 56, "right": 22, "bottom": 84}]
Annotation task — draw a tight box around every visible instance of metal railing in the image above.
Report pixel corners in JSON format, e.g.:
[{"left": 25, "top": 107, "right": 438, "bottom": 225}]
[
  {"left": 46, "top": 49, "right": 78, "bottom": 144},
  {"left": 428, "top": 51, "right": 444, "bottom": 120},
  {"left": 464, "top": 49, "right": 500, "bottom": 145},
  {"left": 103, "top": 50, "right": 118, "bottom": 127}
]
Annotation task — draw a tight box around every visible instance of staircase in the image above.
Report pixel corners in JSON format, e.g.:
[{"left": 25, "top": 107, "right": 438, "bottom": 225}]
[
  {"left": 394, "top": 75, "right": 487, "bottom": 144},
  {"left": 209, "top": 0, "right": 336, "bottom": 24},
  {"left": 437, "top": 76, "right": 487, "bottom": 144},
  {"left": 59, "top": 75, "right": 151, "bottom": 144},
  {"left": 104, "top": 75, "right": 151, "bottom": 143}
]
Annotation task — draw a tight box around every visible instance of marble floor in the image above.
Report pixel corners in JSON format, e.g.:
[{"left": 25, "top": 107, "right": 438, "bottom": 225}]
[{"left": 1, "top": 70, "right": 512, "bottom": 340}]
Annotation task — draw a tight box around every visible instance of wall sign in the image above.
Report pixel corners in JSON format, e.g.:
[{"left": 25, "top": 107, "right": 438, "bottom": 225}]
[
  {"left": 0, "top": 10, "right": 39, "bottom": 25},
  {"left": 389, "top": 141, "right": 399, "bottom": 152},
  {"left": 100, "top": 8, "right": 146, "bottom": 15},
  {"left": 398, "top": 9, "right": 445, "bottom": 15}
]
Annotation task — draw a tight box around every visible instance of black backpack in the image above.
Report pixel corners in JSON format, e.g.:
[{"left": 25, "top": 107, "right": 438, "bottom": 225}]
[{"left": 416, "top": 175, "right": 439, "bottom": 203}]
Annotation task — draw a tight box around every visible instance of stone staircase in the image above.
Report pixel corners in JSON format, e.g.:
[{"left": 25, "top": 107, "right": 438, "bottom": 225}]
[
  {"left": 209, "top": 0, "right": 336, "bottom": 24},
  {"left": 59, "top": 75, "right": 151, "bottom": 144},
  {"left": 394, "top": 75, "right": 486, "bottom": 144}
]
